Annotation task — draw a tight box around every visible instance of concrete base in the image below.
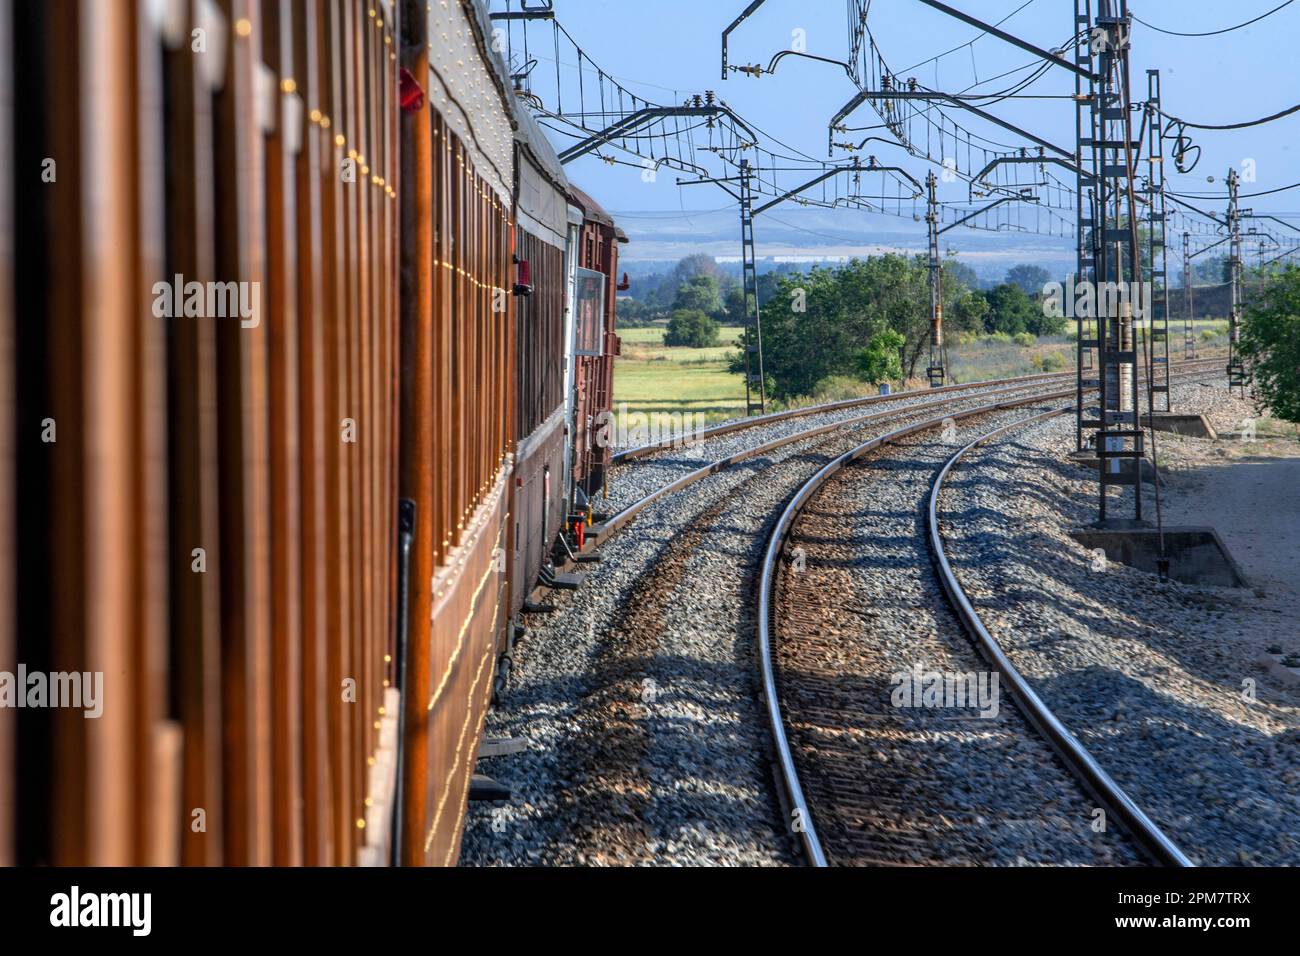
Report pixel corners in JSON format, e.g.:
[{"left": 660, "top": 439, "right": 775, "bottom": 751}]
[
  {"left": 1069, "top": 525, "right": 1249, "bottom": 588},
  {"left": 1141, "top": 412, "right": 1218, "bottom": 439}
]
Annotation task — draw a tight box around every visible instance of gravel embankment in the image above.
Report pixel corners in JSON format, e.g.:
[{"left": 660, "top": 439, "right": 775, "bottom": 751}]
[
  {"left": 777, "top": 401, "right": 1142, "bottom": 866},
  {"left": 936, "top": 379, "right": 1300, "bottom": 866},
  {"left": 461, "top": 384, "right": 1074, "bottom": 865},
  {"left": 598, "top": 376, "right": 1076, "bottom": 516}
]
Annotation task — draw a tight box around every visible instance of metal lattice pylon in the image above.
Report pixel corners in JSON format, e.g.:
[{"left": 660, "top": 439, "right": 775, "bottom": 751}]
[
  {"left": 1145, "top": 69, "right": 1172, "bottom": 411},
  {"left": 739, "top": 159, "right": 767, "bottom": 415}
]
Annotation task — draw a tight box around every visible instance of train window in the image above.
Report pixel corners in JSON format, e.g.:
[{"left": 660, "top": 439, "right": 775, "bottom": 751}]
[{"left": 573, "top": 267, "right": 605, "bottom": 358}]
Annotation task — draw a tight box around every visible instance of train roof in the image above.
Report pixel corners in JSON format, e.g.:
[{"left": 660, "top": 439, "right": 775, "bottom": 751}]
[
  {"left": 568, "top": 186, "right": 628, "bottom": 243},
  {"left": 567, "top": 185, "right": 614, "bottom": 228},
  {"left": 458, "top": 0, "right": 568, "bottom": 193}
]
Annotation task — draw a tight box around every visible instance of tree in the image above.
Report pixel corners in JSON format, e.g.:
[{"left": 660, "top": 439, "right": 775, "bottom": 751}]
[
  {"left": 723, "top": 287, "right": 747, "bottom": 327},
  {"left": 984, "top": 283, "right": 1039, "bottom": 335},
  {"left": 944, "top": 256, "right": 980, "bottom": 294},
  {"left": 950, "top": 290, "right": 989, "bottom": 334},
  {"left": 1005, "top": 264, "right": 1051, "bottom": 297},
  {"left": 1238, "top": 265, "right": 1300, "bottom": 423},
  {"left": 664, "top": 308, "right": 719, "bottom": 348},
  {"left": 672, "top": 253, "right": 722, "bottom": 285},
  {"left": 673, "top": 274, "right": 723, "bottom": 317},
  {"left": 855, "top": 329, "right": 904, "bottom": 384},
  {"left": 615, "top": 297, "right": 650, "bottom": 328}
]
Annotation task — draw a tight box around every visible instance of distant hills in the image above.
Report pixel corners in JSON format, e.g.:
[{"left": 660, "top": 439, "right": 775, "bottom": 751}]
[{"left": 611, "top": 204, "right": 1077, "bottom": 284}]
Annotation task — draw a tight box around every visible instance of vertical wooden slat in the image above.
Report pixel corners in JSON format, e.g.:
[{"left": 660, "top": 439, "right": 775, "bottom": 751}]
[
  {"left": 0, "top": 0, "right": 12, "bottom": 869},
  {"left": 79, "top": 0, "right": 137, "bottom": 865},
  {"left": 397, "top": 2, "right": 432, "bottom": 867},
  {"left": 345, "top": 0, "right": 360, "bottom": 862},
  {"left": 164, "top": 0, "right": 226, "bottom": 867},
  {"left": 213, "top": 0, "right": 273, "bottom": 866},
  {"left": 264, "top": 0, "right": 304, "bottom": 866},
  {"left": 129, "top": 0, "right": 176, "bottom": 866},
  {"left": 321, "top": 0, "right": 353, "bottom": 866},
  {"left": 296, "top": 0, "right": 331, "bottom": 868}
]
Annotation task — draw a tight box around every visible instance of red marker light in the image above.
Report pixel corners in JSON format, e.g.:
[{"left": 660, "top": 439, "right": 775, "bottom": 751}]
[{"left": 399, "top": 68, "right": 425, "bottom": 113}]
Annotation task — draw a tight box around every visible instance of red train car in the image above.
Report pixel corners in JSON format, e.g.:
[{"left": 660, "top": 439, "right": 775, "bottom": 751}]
[
  {"left": 565, "top": 186, "right": 627, "bottom": 520},
  {"left": 508, "top": 109, "right": 570, "bottom": 618}
]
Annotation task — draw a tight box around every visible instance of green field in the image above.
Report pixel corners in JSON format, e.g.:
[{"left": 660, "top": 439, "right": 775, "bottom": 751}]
[
  {"left": 614, "top": 324, "right": 749, "bottom": 424},
  {"left": 613, "top": 320, "right": 1233, "bottom": 426}
]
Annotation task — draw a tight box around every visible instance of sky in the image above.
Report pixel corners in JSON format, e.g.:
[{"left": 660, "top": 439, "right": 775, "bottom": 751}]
[{"left": 489, "top": 1, "right": 1300, "bottom": 265}]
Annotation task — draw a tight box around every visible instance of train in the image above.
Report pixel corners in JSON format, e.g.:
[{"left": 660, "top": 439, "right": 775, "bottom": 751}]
[{"left": 0, "top": 0, "right": 624, "bottom": 866}]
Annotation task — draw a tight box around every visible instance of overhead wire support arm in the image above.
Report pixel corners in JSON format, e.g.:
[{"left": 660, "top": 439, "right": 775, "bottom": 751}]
[
  {"left": 936, "top": 194, "right": 1035, "bottom": 236},
  {"left": 752, "top": 162, "right": 865, "bottom": 216},
  {"left": 1243, "top": 213, "right": 1300, "bottom": 236},
  {"left": 972, "top": 154, "right": 1094, "bottom": 190},
  {"left": 556, "top": 106, "right": 756, "bottom": 164},
  {"left": 721, "top": 0, "right": 771, "bottom": 79},
  {"left": 914, "top": 0, "right": 1100, "bottom": 82},
  {"left": 858, "top": 90, "right": 1077, "bottom": 160}
]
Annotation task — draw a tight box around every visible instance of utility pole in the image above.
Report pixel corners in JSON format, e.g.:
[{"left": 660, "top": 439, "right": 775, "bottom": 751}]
[
  {"left": 1073, "top": 0, "right": 1102, "bottom": 454},
  {"left": 1145, "top": 69, "right": 1171, "bottom": 411},
  {"left": 1083, "top": 0, "right": 1144, "bottom": 525},
  {"left": 739, "top": 158, "right": 767, "bottom": 414},
  {"left": 1182, "top": 232, "right": 1196, "bottom": 360},
  {"left": 1226, "top": 168, "right": 1247, "bottom": 396},
  {"left": 925, "top": 171, "right": 946, "bottom": 387}
]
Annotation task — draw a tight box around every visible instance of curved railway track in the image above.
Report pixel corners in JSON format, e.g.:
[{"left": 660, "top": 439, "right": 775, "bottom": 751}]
[
  {"left": 758, "top": 369, "right": 1215, "bottom": 866},
  {"left": 465, "top": 362, "right": 1217, "bottom": 865},
  {"left": 592, "top": 360, "right": 1222, "bottom": 545}
]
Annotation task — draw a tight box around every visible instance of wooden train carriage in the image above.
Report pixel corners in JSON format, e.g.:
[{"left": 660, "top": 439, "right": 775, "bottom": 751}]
[
  {"left": 507, "top": 110, "right": 570, "bottom": 617},
  {"left": 397, "top": 0, "right": 515, "bottom": 866},
  {"left": 566, "top": 186, "right": 627, "bottom": 508},
  {"left": 2, "top": 0, "right": 402, "bottom": 866}
]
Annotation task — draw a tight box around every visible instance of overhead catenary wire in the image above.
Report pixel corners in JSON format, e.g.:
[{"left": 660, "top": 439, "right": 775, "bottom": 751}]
[{"left": 1133, "top": 0, "right": 1296, "bottom": 37}]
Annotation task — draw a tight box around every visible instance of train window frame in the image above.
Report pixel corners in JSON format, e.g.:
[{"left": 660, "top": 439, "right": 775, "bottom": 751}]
[{"left": 573, "top": 266, "right": 606, "bottom": 358}]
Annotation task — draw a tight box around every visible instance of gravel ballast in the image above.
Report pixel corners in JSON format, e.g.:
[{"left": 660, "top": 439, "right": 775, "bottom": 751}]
[{"left": 936, "top": 379, "right": 1300, "bottom": 866}]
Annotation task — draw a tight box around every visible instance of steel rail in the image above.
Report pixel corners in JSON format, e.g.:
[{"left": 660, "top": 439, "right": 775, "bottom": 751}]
[
  {"left": 757, "top": 388, "right": 1078, "bottom": 866},
  {"left": 610, "top": 357, "right": 1224, "bottom": 465},
  {"left": 926, "top": 409, "right": 1195, "bottom": 867},
  {"left": 596, "top": 359, "right": 1221, "bottom": 546},
  {"left": 757, "top": 365, "right": 1215, "bottom": 865},
  {"left": 593, "top": 375, "right": 1100, "bottom": 543},
  {"left": 611, "top": 369, "right": 1072, "bottom": 465}
]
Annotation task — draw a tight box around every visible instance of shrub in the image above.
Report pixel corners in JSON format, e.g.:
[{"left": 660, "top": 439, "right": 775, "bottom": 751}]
[
  {"left": 854, "top": 328, "right": 905, "bottom": 384},
  {"left": 1239, "top": 265, "right": 1300, "bottom": 423},
  {"left": 664, "top": 308, "right": 719, "bottom": 348},
  {"left": 1013, "top": 331, "right": 1037, "bottom": 347}
]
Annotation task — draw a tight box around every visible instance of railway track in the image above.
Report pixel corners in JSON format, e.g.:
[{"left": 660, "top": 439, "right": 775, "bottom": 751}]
[
  {"left": 759, "top": 369, "right": 1216, "bottom": 866},
  {"left": 464, "top": 362, "right": 1217, "bottom": 865},
  {"left": 598, "top": 359, "right": 1225, "bottom": 522}
]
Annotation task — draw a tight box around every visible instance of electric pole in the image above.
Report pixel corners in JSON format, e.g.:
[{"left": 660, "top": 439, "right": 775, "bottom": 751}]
[
  {"left": 1182, "top": 232, "right": 1196, "bottom": 360},
  {"left": 925, "top": 171, "right": 946, "bottom": 387},
  {"left": 739, "top": 159, "right": 767, "bottom": 415},
  {"left": 1084, "top": 0, "right": 1144, "bottom": 525},
  {"left": 1226, "top": 168, "right": 1247, "bottom": 396},
  {"left": 1145, "top": 69, "right": 1171, "bottom": 411}
]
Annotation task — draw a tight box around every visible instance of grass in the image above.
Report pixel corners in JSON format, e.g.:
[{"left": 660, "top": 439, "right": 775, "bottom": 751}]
[
  {"left": 614, "top": 324, "right": 748, "bottom": 424},
  {"left": 613, "top": 322, "right": 1234, "bottom": 426}
]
